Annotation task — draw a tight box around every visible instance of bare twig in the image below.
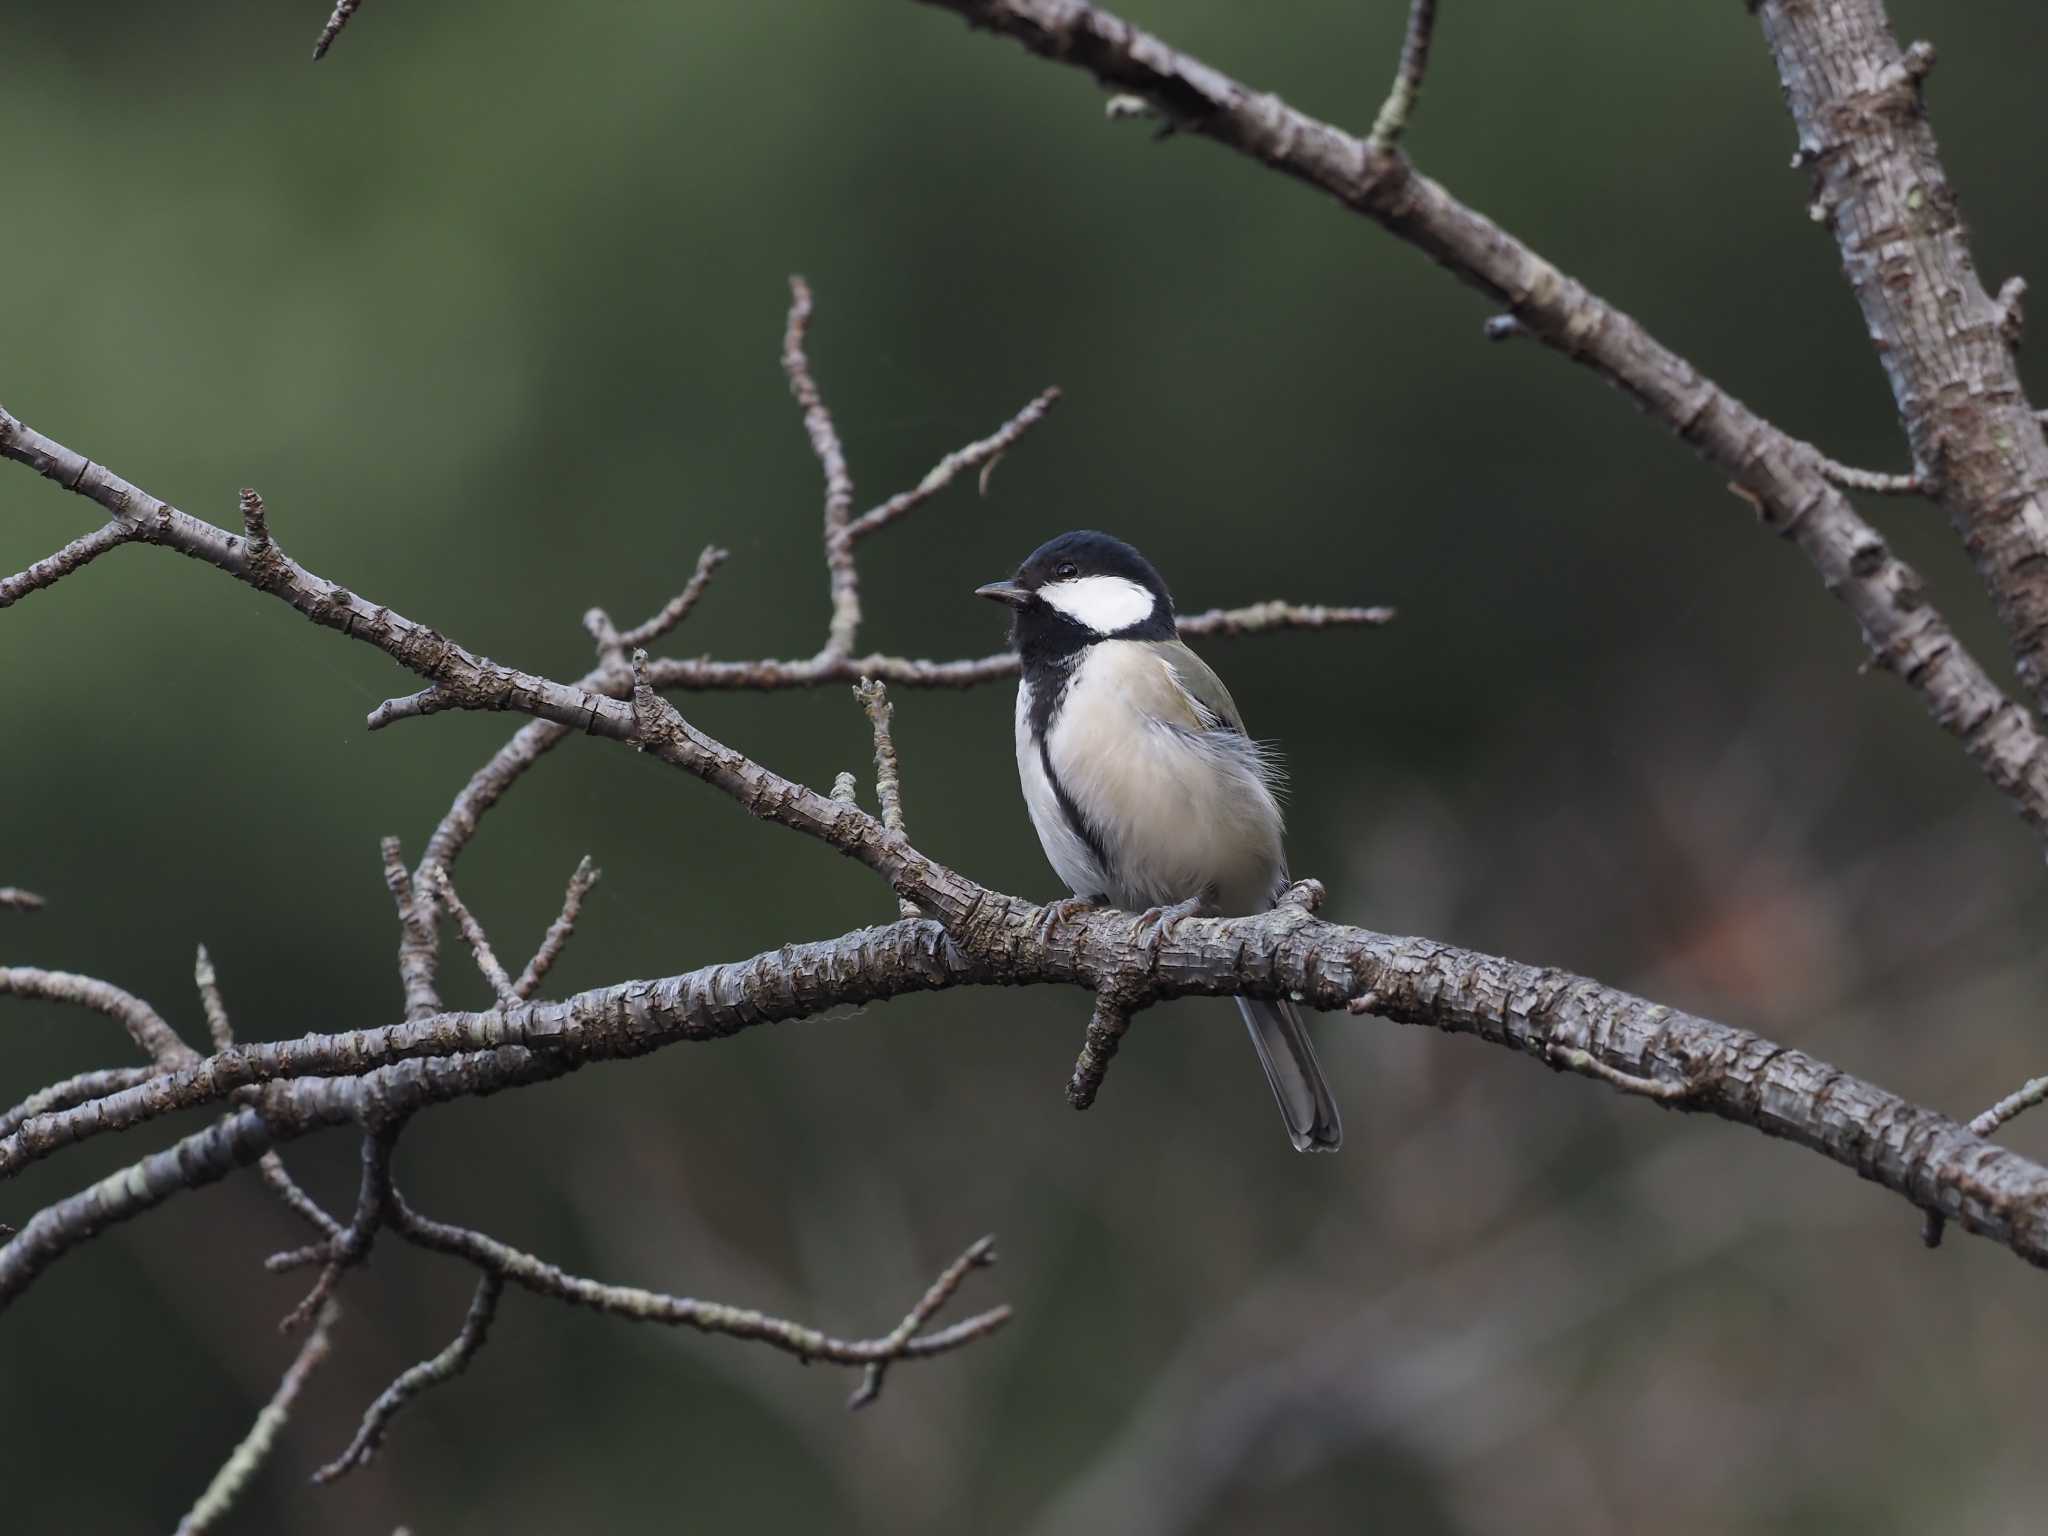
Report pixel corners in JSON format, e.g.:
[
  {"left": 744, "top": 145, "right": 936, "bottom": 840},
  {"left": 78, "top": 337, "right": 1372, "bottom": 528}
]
[
  {"left": 0, "top": 521, "right": 131, "bottom": 608},
  {"left": 1818, "top": 458, "right": 1923, "bottom": 496},
  {"left": 1368, "top": 0, "right": 1437, "bottom": 152},
  {"left": 389, "top": 1186, "right": 1008, "bottom": 1386},
  {"left": 614, "top": 544, "right": 728, "bottom": 651},
  {"left": 847, "top": 1235, "right": 1001, "bottom": 1409},
  {"left": 1969, "top": 1074, "right": 2048, "bottom": 1140},
  {"left": 844, "top": 386, "right": 1062, "bottom": 540},
  {"left": 1547, "top": 1044, "right": 1697, "bottom": 1105},
  {"left": 314, "top": 1275, "right": 499, "bottom": 1484},
  {"left": 855, "top": 680, "right": 919, "bottom": 920},
  {"left": 380, "top": 838, "right": 442, "bottom": 1023},
  {"left": 273, "top": 1123, "right": 402, "bottom": 1332},
  {"left": 311, "top": 0, "right": 364, "bottom": 60},
  {"left": 176, "top": 1303, "right": 339, "bottom": 1534},
  {"left": 193, "top": 944, "right": 235, "bottom": 1054},
  {"left": 512, "top": 857, "right": 601, "bottom": 1000},
  {"left": 0, "top": 966, "right": 198, "bottom": 1068},
  {"left": 0, "top": 1065, "right": 155, "bottom": 1140},
  {"left": 195, "top": 945, "right": 342, "bottom": 1240},
  {"left": 783, "top": 276, "right": 861, "bottom": 658},
  {"left": 428, "top": 867, "right": 516, "bottom": 1004}
]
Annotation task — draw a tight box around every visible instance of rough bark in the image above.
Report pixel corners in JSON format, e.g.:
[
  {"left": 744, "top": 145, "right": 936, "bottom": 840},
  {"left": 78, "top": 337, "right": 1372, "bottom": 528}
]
[
  {"left": 6, "top": 898, "right": 2047, "bottom": 1301},
  {"left": 1757, "top": 3, "right": 2048, "bottom": 713}
]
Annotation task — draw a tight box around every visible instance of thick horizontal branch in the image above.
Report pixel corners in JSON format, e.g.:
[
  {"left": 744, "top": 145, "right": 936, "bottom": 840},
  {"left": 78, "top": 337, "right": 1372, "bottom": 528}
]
[
  {"left": 8, "top": 895, "right": 2048, "bottom": 1291},
  {"left": 907, "top": 0, "right": 2048, "bottom": 837}
]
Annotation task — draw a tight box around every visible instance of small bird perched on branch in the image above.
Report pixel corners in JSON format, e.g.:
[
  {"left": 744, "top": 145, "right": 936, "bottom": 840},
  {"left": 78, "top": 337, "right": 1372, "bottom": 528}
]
[{"left": 978, "top": 531, "right": 1342, "bottom": 1151}]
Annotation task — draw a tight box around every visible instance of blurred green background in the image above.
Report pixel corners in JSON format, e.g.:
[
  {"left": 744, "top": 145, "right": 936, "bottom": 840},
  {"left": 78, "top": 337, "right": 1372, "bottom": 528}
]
[{"left": 6, "top": 1, "right": 2048, "bottom": 1531}]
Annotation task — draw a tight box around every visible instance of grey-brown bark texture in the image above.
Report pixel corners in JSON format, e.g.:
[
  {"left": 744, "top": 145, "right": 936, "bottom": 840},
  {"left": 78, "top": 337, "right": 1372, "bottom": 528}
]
[
  {"left": 1758, "top": 2, "right": 2048, "bottom": 713},
  {"left": 10, "top": 0, "right": 2048, "bottom": 1518}
]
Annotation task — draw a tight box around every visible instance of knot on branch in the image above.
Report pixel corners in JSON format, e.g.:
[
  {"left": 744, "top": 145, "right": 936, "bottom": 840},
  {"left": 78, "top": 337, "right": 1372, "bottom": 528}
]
[{"left": 237, "top": 488, "right": 289, "bottom": 590}]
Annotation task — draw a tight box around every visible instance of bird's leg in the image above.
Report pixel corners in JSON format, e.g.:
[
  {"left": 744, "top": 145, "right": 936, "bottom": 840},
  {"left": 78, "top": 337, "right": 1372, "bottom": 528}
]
[
  {"left": 1132, "top": 893, "right": 1210, "bottom": 955},
  {"left": 1030, "top": 894, "right": 1103, "bottom": 948}
]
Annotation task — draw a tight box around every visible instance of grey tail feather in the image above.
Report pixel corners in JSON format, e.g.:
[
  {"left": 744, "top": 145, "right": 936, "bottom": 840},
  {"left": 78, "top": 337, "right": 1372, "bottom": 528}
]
[{"left": 1236, "top": 995, "right": 1343, "bottom": 1152}]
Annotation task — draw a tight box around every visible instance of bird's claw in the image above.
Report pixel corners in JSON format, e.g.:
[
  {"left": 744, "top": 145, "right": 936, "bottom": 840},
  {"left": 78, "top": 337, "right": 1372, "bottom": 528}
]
[
  {"left": 1132, "top": 895, "right": 1208, "bottom": 955},
  {"left": 1029, "top": 895, "right": 1101, "bottom": 948}
]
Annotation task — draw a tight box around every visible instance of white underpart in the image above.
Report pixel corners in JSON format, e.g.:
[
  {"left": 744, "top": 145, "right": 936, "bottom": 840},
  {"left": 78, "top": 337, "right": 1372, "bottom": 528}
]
[
  {"left": 1015, "top": 641, "right": 1285, "bottom": 913},
  {"left": 1016, "top": 677, "right": 1109, "bottom": 900},
  {"left": 1038, "top": 574, "right": 1156, "bottom": 635}
]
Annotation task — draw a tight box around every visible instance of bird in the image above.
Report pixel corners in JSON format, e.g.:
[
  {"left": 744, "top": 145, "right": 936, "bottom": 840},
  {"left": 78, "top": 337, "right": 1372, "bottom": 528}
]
[{"left": 976, "top": 530, "right": 1342, "bottom": 1152}]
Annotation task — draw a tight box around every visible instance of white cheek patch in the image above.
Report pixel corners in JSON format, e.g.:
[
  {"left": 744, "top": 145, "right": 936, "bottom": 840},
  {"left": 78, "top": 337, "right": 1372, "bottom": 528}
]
[{"left": 1039, "top": 575, "right": 1156, "bottom": 634}]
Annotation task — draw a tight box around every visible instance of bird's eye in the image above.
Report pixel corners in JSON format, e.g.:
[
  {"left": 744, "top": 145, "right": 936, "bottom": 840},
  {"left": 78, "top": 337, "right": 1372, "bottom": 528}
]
[{"left": 1054, "top": 561, "right": 1078, "bottom": 580}]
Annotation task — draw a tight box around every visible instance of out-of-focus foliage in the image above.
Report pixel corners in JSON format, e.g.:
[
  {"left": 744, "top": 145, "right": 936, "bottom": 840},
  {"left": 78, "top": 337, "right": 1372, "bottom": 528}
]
[{"left": 5, "top": 2, "right": 2048, "bottom": 1532}]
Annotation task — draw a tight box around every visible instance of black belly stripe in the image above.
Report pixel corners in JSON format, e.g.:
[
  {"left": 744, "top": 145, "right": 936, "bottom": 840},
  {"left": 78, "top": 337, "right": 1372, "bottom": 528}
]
[{"left": 1038, "top": 736, "right": 1114, "bottom": 890}]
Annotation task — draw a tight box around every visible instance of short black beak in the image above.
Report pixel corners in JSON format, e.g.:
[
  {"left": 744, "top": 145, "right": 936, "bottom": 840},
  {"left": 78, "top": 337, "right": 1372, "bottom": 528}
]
[{"left": 974, "top": 580, "right": 1031, "bottom": 609}]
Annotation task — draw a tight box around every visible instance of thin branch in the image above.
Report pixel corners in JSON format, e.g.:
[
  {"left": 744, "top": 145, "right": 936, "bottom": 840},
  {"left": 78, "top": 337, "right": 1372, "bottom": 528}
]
[
  {"left": 390, "top": 1188, "right": 1009, "bottom": 1376},
  {"left": 0, "top": 966, "right": 198, "bottom": 1068},
  {"left": 193, "top": 944, "right": 235, "bottom": 1054},
  {"left": 311, "top": 0, "right": 364, "bottom": 60},
  {"left": 906, "top": 0, "right": 2048, "bottom": 840},
  {"left": 783, "top": 276, "right": 861, "bottom": 658},
  {"left": 1970, "top": 1074, "right": 2048, "bottom": 1139},
  {"left": 314, "top": 1275, "right": 499, "bottom": 1484},
  {"left": 195, "top": 944, "right": 342, "bottom": 1240},
  {"left": 1547, "top": 1044, "right": 1698, "bottom": 1105},
  {"left": 0, "top": 520, "right": 131, "bottom": 608},
  {"left": 614, "top": 543, "right": 728, "bottom": 651},
  {"left": 847, "top": 1234, "right": 1001, "bottom": 1409},
  {"left": 855, "top": 680, "right": 919, "bottom": 920},
  {"left": 0, "top": 1065, "right": 155, "bottom": 1140},
  {"left": 844, "top": 386, "right": 1062, "bottom": 540},
  {"left": 512, "top": 857, "right": 601, "bottom": 999},
  {"left": 175, "top": 1303, "right": 339, "bottom": 1535},
  {"left": 1367, "top": 0, "right": 1437, "bottom": 152},
  {"left": 273, "top": 1122, "right": 402, "bottom": 1332},
  {"left": 381, "top": 838, "right": 441, "bottom": 1023},
  {"left": 428, "top": 866, "right": 516, "bottom": 1004},
  {"left": 1818, "top": 458, "right": 1923, "bottom": 496},
  {"left": 1066, "top": 992, "right": 1136, "bottom": 1110}
]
